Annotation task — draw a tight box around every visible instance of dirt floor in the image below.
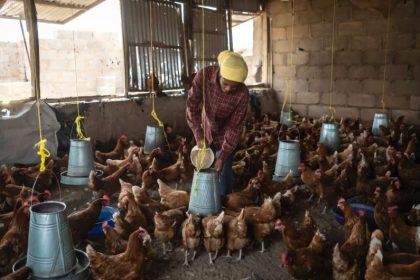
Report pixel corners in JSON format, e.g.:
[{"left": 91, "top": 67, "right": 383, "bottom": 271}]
[{"left": 58, "top": 180, "right": 344, "bottom": 280}]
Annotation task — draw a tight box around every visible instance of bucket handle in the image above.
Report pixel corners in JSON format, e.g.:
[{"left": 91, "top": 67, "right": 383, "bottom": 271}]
[{"left": 30, "top": 171, "right": 62, "bottom": 205}]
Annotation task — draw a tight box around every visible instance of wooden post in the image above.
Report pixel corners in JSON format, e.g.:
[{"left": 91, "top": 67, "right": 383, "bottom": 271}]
[
  {"left": 23, "top": 0, "right": 40, "bottom": 100},
  {"left": 226, "top": 0, "right": 233, "bottom": 51},
  {"left": 120, "top": 0, "right": 129, "bottom": 95}
]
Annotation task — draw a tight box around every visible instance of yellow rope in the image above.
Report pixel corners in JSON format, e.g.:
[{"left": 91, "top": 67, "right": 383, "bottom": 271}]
[
  {"left": 381, "top": 0, "right": 391, "bottom": 112},
  {"left": 281, "top": 0, "right": 295, "bottom": 122},
  {"left": 148, "top": 0, "right": 170, "bottom": 149},
  {"left": 70, "top": 2, "right": 87, "bottom": 140},
  {"left": 34, "top": 139, "right": 50, "bottom": 172},
  {"left": 328, "top": 0, "right": 337, "bottom": 121},
  {"left": 196, "top": 0, "right": 208, "bottom": 172}
]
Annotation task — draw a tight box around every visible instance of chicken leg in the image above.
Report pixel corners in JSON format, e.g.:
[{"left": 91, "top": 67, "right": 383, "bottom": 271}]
[
  {"left": 192, "top": 250, "right": 197, "bottom": 261},
  {"left": 183, "top": 250, "right": 189, "bottom": 266},
  {"left": 237, "top": 249, "right": 243, "bottom": 261},
  {"left": 260, "top": 241, "right": 266, "bottom": 253},
  {"left": 212, "top": 250, "right": 219, "bottom": 261},
  {"left": 225, "top": 250, "right": 231, "bottom": 258},
  {"left": 208, "top": 252, "right": 214, "bottom": 265}
]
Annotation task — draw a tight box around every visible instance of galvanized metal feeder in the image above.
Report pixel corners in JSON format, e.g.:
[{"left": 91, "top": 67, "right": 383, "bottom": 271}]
[
  {"left": 319, "top": 123, "right": 340, "bottom": 154},
  {"left": 273, "top": 140, "right": 301, "bottom": 183},
  {"left": 188, "top": 168, "right": 221, "bottom": 216},
  {"left": 143, "top": 125, "right": 165, "bottom": 154},
  {"left": 371, "top": 112, "right": 389, "bottom": 137},
  {"left": 13, "top": 201, "right": 90, "bottom": 279},
  {"left": 60, "top": 139, "right": 102, "bottom": 185}
]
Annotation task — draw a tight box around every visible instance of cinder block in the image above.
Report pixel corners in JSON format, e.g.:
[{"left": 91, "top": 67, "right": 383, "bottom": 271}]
[
  {"left": 322, "top": 65, "right": 348, "bottom": 79},
  {"left": 336, "top": 51, "right": 362, "bottom": 65},
  {"left": 362, "top": 79, "right": 391, "bottom": 95},
  {"left": 362, "top": 50, "right": 386, "bottom": 65},
  {"left": 273, "top": 65, "right": 296, "bottom": 78},
  {"left": 395, "top": 50, "right": 420, "bottom": 65},
  {"left": 391, "top": 80, "right": 420, "bottom": 96},
  {"left": 291, "top": 104, "right": 308, "bottom": 116},
  {"left": 272, "top": 14, "right": 293, "bottom": 27},
  {"left": 338, "top": 21, "right": 365, "bottom": 36},
  {"left": 273, "top": 40, "right": 291, "bottom": 53},
  {"left": 272, "top": 27, "right": 287, "bottom": 40},
  {"left": 294, "top": 0, "right": 311, "bottom": 11},
  {"left": 287, "top": 25, "right": 310, "bottom": 39},
  {"left": 296, "top": 66, "right": 323, "bottom": 79},
  {"left": 410, "top": 96, "right": 420, "bottom": 110},
  {"left": 385, "top": 34, "right": 415, "bottom": 51},
  {"left": 365, "top": 20, "right": 396, "bottom": 35},
  {"left": 298, "top": 38, "right": 324, "bottom": 51},
  {"left": 380, "top": 95, "right": 409, "bottom": 109},
  {"left": 351, "top": 36, "right": 380, "bottom": 50},
  {"left": 324, "top": 36, "right": 350, "bottom": 51},
  {"left": 348, "top": 66, "right": 380, "bottom": 79},
  {"left": 391, "top": 110, "right": 420, "bottom": 125},
  {"left": 296, "top": 10, "right": 324, "bottom": 25},
  {"left": 381, "top": 65, "right": 412, "bottom": 80},
  {"left": 296, "top": 92, "right": 320, "bottom": 104},
  {"left": 335, "top": 80, "right": 363, "bottom": 93},
  {"left": 396, "top": 18, "right": 420, "bottom": 33},
  {"left": 361, "top": 108, "right": 383, "bottom": 122},
  {"left": 320, "top": 93, "right": 347, "bottom": 106},
  {"left": 351, "top": 6, "right": 383, "bottom": 21},
  {"left": 311, "top": 0, "right": 332, "bottom": 8},
  {"left": 274, "top": 79, "right": 309, "bottom": 93},
  {"left": 286, "top": 52, "right": 309, "bottom": 65},
  {"left": 309, "top": 79, "right": 331, "bottom": 92},
  {"left": 309, "top": 51, "right": 332, "bottom": 65},
  {"left": 308, "top": 105, "right": 330, "bottom": 118},
  {"left": 348, "top": 94, "right": 376, "bottom": 107},
  {"left": 265, "top": 1, "right": 291, "bottom": 15},
  {"left": 311, "top": 23, "right": 332, "bottom": 37},
  {"left": 414, "top": 66, "right": 420, "bottom": 79},
  {"left": 334, "top": 107, "right": 360, "bottom": 119},
  {"left": 273, "top": 53, "right": 286, "bottom": 66}
]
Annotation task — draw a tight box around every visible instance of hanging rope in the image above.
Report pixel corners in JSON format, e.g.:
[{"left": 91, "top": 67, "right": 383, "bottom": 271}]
[
  {"left": 148, "top": 0, "right": 170, "bottom": 149},
  {"left": 381, "top": 0, "right": 391, "bottom": 112},
  {"left": 195, "top": 0, "right": 208, "bottom": 172},
  {"left": 70, "top": 1, "right": 87, "bottom": 140},
  {"left": 328, "top": 0, "right": 337, "bottom": 121},
  {"left": 281, "top": 0, "right": 295, "bottom": 120}
]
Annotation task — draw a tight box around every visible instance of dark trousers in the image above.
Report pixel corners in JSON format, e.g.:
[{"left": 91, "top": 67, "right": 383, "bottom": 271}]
[{"left": 218, "top": 153, "right": 234, "bottom": 196}]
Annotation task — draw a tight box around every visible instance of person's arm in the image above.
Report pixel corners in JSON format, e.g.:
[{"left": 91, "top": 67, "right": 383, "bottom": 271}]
[
  {"left": 186, "top": 69, "right": 205, "bottom": 145},
  {"left": 219, "top": 93, "right": 249, "bottom": 161}
]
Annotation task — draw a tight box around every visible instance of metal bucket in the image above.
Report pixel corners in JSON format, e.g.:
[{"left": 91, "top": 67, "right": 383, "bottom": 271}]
[
  {"left": 280, "top": 111, "right": 294, "bottom": 127},
  {"left": 67, "top": 139, "right": 94, "bottom": 177},
  {"left": 372, "top": 113, "right": 389, "bottom": 137},
  {"left": 319, "top": 123, "right": 340, "bottom": 154},
  {"left": 144, "top": 125, "right": 164, "bottom": 154},
  {"left": 188, "top": 169, "right": 221, "bottom": 216},
  {"left": 273, "top": 140, "right": 301, "bottom": 182},
  {"left": 27, "top": 201, "right": 77, "bottom": 278}
]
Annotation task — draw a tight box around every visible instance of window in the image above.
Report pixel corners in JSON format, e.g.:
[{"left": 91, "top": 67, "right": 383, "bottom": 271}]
[
  {"left": 121, "top": 0, "right": 185, "bottom": 92},
  {"left": 0, "top": 0, "right": 124, "bottom": 103}
]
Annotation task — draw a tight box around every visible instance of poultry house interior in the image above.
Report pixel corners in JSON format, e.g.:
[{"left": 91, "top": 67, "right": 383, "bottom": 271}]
[{"left": 1, "top": 0, "right": 420, "bottom": 280}]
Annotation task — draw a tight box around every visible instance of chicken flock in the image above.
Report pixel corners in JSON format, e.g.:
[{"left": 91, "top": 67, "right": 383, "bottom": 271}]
[{"left": 0, "top": 111, "right": 419, "bottom": 279}]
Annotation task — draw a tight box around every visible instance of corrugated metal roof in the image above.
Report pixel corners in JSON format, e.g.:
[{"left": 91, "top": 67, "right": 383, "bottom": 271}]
[{"left": 0, "top": 0, "right": 105, "bottom": 24}]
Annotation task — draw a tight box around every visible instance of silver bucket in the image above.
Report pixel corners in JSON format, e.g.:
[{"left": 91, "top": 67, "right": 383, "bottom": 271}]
[
  {"left": 188, "top": 169, "right": 221, "bottom": 216},
  {"left": 26, "top": 201, "right": 77, "bottom": 278},
  {"left": 144, "top": 125, "right": 164, "bottom": 154},
  {"left": 280, "top": 111, "right": 294, "bottom": 127},
  {"left": 319, "top": 123, "right": 340, "bottom": 154},
  {"left": 273, "top": 140, "right": 301, "bottom": 182},
  {"left": 372, "top": 113, "right": 389, "bottom": 137},
  {"left": 67, "top": 139, "right": 94, "bottom": 177}
]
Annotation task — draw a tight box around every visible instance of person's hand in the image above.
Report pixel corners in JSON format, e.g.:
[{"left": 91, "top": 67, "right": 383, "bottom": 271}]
[
  {"left": 197, "top": 139, "right": 206, "bottom": 149},
  {"left": 214, "top": 158, "right": 224, "bottom": 173}
]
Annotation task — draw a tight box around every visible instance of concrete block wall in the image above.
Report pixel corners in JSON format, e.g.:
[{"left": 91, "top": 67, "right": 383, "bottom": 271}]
[
  {"left": 267, "top": 0, "right": 420, "bottom": 124},
  {"left": 1, "top": 30, "right": 123, "bottom": 101}
]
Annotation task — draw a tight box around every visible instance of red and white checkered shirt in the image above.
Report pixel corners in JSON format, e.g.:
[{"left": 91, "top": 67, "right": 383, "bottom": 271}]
[{"left": 186, "top": 65, "right": 249, "bottom": 161}]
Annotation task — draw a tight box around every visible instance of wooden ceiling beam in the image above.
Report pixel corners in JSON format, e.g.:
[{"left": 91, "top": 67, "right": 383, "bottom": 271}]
[{"left": 9, "top": 0, "right": 86, "bottom": 10}]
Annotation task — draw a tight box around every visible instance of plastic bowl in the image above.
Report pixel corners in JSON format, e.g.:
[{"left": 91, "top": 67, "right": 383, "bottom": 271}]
[
  {"left": 332, "top": 202, "right": 377, "bottom": 232},
  {"left": 87, "top": 206, "right": 118, "bottom": 236}
]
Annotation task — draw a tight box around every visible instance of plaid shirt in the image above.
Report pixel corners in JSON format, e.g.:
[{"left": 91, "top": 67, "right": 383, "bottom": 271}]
[{"left": 186, "top": 65, "right": 249, "bottom": 161}]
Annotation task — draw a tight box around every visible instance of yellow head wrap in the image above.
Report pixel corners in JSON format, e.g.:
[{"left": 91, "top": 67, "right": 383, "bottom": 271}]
[{"left": 217, "top": 50, "right": 248, "bottom": 83}]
